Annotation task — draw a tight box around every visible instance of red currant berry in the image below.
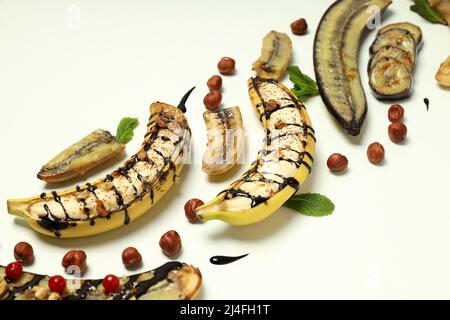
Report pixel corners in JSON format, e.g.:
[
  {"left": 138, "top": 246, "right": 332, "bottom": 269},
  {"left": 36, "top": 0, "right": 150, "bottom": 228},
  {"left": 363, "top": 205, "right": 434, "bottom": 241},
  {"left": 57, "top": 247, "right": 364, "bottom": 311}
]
[
  {"left": 103, "top": 274, "right": 120, "bottom": 294},
  {"left": 49, "top": 275, "right": 66, "bottom": 293},
  {"left": 5, "top": 262, "right": 23, "bottom": 281}
]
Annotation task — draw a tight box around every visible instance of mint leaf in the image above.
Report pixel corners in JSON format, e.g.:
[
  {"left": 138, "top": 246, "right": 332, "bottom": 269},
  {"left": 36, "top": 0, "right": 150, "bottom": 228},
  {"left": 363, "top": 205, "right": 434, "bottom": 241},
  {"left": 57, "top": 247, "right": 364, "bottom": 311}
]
[
  {"left": 410, "top": 0, "right": 446, "bottom": 24},
  {"left": 287, "top": 65, "right": 319, "bottom": 100},
  {"left": 116, "top": 117, "right": 139, "bottom": 144},
  {"left": 283, "top": 193, "right": 335, "bottom": 217}
]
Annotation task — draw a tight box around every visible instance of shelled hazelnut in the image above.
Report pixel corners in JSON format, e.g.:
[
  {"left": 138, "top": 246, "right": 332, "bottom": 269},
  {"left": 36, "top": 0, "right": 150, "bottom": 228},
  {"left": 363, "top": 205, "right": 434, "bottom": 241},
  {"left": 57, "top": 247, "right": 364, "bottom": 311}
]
[
  {"left": 122, "top": 247, "right": 142, "bottom": 269},
  {"left": 207, "top": 75, "right": 223, "bottom": 91},
  {"left": 14, "top": 242, "right": 34, "bottom": 264},
  {"left": 203, "top": 91, "right": 222, "bottom": 111},
  {"left": 217, "top": 57, "right": 236, "bottom": 75},
  {"left": 61, "top": 250, "right": 87, "bottom": 275},
  {"left": 327, "top": 153, "right": 348, "bottom": 173},
  {"left": 291, "top": 18, "right": 308, "bottom": 35},
  {"left": 388, "top": 122, "right": 407, "bottom": 143},
  {"left": 388, "top": 104, "right": 404, "bottom": 123},
  {"left": 367, "top": 142, "right": 385, "bottom": 165},
  {"left": 160, "top": 230, "right": 182, "bottom": 257},
  {"left": 184, "top": 198, "right": 204, "bottom": 223}
]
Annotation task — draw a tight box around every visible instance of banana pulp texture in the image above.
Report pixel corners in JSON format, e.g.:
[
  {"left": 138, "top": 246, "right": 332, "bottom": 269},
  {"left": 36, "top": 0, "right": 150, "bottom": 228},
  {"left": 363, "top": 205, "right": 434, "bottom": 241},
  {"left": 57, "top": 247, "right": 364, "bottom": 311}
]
[
  {"left": 436, "top": 55, "right": 450, "bottom": 87},
  {"left": 202, "top": 107, "right": 244, "bottom": 175},
  {"left": 195, "top": 78, "right": 315, "bottom": 226},
  {"left": 37, "top": 129, "right": 125, "bottom": 183},
  {"left": 368, "top": 23, "right": 422, "bottom": 99},
  {"left": 0, "top": 262, "right": 202, "bottom": 300},
  {"left": 252, "top": 31, "right": 292, "bottom": 81},
  {"left": 314, "top": 0, "right": 392, "bottom": 136},
  {"left": 7, "top": 102, "right": 191, "bottom": 238}
]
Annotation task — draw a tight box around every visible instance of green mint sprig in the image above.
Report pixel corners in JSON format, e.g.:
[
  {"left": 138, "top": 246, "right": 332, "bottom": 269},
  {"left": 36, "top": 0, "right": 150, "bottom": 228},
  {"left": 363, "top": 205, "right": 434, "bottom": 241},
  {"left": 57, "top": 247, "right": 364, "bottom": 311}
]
[
  {"left": 283, "top": 193, "right": 335, "bottom": 217},
  {"left": 116, "top": 117, "right": 139, "bottom": 144}
]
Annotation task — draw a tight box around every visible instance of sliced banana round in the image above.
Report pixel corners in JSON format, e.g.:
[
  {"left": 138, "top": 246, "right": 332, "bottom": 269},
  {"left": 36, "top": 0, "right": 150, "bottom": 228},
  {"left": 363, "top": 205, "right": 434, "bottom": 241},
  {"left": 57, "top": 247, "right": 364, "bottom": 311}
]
[
  {"left": 369, "top": 46, "right": 415, "bottom": 72},
  {"left": 370, "top": 29, "right": 416, "bottom": 58},
  {"left": 369, "top": 57, "right": 412, "bottom": 99},
  {"left": 379, "top": 22, "right": 423, "bottom": 47}
]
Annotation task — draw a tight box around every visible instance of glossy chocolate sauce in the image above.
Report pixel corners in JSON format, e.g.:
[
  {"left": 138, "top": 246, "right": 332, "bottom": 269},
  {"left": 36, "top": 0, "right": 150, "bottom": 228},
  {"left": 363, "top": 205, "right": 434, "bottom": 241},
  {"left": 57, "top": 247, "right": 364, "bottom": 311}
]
[
  {"left": 35, "top": 107, "right": 187, "bottom": 235},
  {"left": 424, "top": 98, "right": 430, "bottom": 111},
  {"left": 210, "top": 254, "right": 249, "bottom": 265}
]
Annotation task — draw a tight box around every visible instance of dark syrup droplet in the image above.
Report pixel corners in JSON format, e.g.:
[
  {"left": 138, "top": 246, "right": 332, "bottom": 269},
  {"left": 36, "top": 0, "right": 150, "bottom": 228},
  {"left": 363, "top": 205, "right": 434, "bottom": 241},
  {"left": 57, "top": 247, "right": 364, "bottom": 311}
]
[
  {"left": 424, "top": 98, "right": 430, "bottom": 111},
  {"left": 210, "top": 254, "right": 249, "bottom": 265}
]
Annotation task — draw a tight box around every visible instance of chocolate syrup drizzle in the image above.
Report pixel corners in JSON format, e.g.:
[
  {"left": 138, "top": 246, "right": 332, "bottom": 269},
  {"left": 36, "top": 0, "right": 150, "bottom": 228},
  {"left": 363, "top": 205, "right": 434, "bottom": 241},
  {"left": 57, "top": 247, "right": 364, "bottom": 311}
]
[
  {"left": 219, "top": 78, "right": 314, "bottom": 208},
  {"left": 1, "top": 262, "right": 184, "bottom": 300},
  {"left": 210, "top": 254, "right": 249, "bottom": 265},
  {"left": 35, "top": 106, "right": 189, "bottom": 236}
]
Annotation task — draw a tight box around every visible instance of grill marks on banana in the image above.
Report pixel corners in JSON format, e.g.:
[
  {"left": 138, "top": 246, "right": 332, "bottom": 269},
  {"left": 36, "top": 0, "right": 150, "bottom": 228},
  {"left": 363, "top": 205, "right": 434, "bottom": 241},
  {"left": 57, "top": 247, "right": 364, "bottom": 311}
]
[
  {"left": 27, "top": 106, "right": 190, "bottom": 237},
  {"left": 219, "top": 79, "right": 313, "bottom": 209},
  {"left": 314, "top": 0, "right": 392, "bottom": 135}
]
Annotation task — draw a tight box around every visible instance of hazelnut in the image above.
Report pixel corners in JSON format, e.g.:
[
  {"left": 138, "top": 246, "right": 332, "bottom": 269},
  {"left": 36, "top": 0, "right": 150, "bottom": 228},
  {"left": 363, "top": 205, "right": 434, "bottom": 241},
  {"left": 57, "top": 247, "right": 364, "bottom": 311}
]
[
  {"left": 159, "top": 230, "right": 182, "bottom": 257},
  {"left": 122, "top": 247, "right": 142, "bottom": 269},
  {"left": 203, "top": 91, "right": 222, "bottom": 111},
  {"left": 0, "top": 280, "right": 7, "bottom": 298},
  {"left": 291, "top": 18, "right": 308, "bottom": 35},
  {"left": 267, "top": 99, "right": 280, "bottom": 111},
  {"left": 367, "top": 142, "right": 385, "bottom": 165},
  {"left": 388, "top": 122, "right": 407, "bottom": 143},
  {"left": 184, "top": 198, "right": 204, "bottom": 223},
  {"left": 274, "top": 121, "right": 287, "bottom": 129},
  {"left": 327, "top": 153, "right": 348, "bottom": 173},
  {"left": 207, "top": 75, "right": 223, "bottom": 91},
  {"left": 61, "top": 250, "right": 87, "bottom": 275},
  {"left": 14, "top": 242, "right": 34, "bottom": 264},
  {"left": 217, "top": 57, "right": 236, "bottom": 75},
  {"left": 33, "top": 286, "right": 48, "bottom": 300},
  {"left": 156, "top": 115, "right": 170, "bottom": 128},
  {"left": 388, "top": 104, "right": 404, "bottom": 123},
  {"left": 96, "top": 200, "right": 109, "bottom": 218}
]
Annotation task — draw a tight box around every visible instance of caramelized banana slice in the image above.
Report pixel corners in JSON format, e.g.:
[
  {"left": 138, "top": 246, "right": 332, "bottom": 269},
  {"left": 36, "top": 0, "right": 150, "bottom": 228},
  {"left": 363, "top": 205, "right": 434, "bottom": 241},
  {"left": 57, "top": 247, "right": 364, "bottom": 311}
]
[
  {"left": 202, "top": 107, "right": 244, "bottom": 175},
  {"left": 369, "top": 57, "right": 412, "bottom": 99},
  {"left": 252, "top": 31, "right": 292, "bottom": 81},
  {"left": 379, "top": 22, "right": 423, "bottom": 47},
  {"left": 369, "top": 46, "right": 415, "bottom": 72},
  {"left": 38, "top": 129, "right": 125, "bottom": 183},
  {"left": 370, "top": 29, "right": 417, "bottom": 58},
  {"left": 436, "top": 55, "right": 450, "bottom": 87}
]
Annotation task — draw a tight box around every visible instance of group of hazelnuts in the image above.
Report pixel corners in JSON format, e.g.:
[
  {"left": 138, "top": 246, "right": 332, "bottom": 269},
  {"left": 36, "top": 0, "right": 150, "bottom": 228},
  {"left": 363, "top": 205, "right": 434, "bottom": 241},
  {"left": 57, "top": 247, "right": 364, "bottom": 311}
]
[
  {"left": 10, "top": 230, "right": 182, "bottom": 276},
  {"left": 203, "top": 57, "right": 236, "bottom": 111},
  {"left": 327, "top": 104, "right": 408, "bottom": 173},
  {"left": 203, "top": 18, "right": 309, "bottom": 112}
]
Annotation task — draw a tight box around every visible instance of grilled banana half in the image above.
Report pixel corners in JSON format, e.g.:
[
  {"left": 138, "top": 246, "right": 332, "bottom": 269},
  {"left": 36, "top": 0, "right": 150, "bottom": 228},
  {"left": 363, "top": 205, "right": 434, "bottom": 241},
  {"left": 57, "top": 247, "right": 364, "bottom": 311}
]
[
  {"left": 202, "top": 107, "right": 244, "bottom": 175},
  {"left": 37, "top": 129, "right": 125, "bottom": 183},
  {"left": 314, "top": 0, "right": 392, "bottom": 135},
  {"left": 195, "top": 78, "right": 315, "bottom": 226},
  {"left": 0, "top": 262, "right": 202, "bottom": 300},
  {"left": 7, "top": 98, "right": 192, "bottom": 238},
  {"left": 252, "top": 31, "right": 292, "bottom": 81}
]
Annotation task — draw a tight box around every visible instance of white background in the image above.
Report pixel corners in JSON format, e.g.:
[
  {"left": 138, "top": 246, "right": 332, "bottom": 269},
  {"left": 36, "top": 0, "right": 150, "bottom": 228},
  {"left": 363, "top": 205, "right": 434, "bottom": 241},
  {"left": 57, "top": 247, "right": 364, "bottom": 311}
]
[{"left": 0, "top": 0, "right": 449, "bottom": 299}]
